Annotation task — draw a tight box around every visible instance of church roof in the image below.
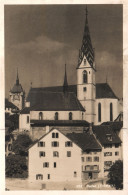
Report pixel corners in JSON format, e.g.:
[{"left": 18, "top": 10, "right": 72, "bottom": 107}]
[
  {"left": 92, "top": 125, "right": 121, "bottom": 145},
  {"left": 67, "top": 132, "right": 101, "bottom": 151},
  {"left": 27, "top": 90, "right": 85, "bottom": 111},
  {"left": 27, "top": 83, "right": 118, "bottom": 100},
  {"left": 96, "top": 83, "right": 118, "bottom": 99}
]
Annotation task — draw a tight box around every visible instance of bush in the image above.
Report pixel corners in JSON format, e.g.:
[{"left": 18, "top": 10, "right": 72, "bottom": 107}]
[
  {"left": 107, "top": 160, "right": 123, "bottom": 190},
  {"left": 6, "top": 154, "right": 28, "bottom": 178},
  {"left": 12, "top": 134, "right": 33, "bottom": 156}
]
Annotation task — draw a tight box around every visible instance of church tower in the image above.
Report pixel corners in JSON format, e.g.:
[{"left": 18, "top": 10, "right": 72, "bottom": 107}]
[
  {"left": 77, "top": 7, "right": 96, "bottom": 123},
  {"left": 9, "top": 69, "right": 25, "bottom": 110}
]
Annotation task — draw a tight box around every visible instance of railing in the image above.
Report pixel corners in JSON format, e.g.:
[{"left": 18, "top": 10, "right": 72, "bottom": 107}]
[{"left": 82, "top": 165, "right": 99, "bottom": 172}]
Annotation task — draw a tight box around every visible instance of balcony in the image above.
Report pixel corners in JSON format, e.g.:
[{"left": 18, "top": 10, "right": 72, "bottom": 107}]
[{"left": 82, "top": 165, "right": 100, "bottom": 172}]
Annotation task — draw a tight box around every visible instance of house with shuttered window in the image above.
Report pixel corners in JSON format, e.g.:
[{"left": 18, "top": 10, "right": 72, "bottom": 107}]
[{"left": 28, "top": 128, "right": 102, "bottom": 185}]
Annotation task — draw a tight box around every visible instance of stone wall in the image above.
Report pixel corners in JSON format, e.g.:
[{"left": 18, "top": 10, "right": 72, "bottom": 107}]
[{"left": 30, "top": 125, "right": 87, "bottom": 140}]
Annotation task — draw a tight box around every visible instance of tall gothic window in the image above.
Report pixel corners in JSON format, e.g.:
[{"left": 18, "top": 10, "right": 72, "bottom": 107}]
[
  {"left": 83, "top": 70, "right": 87, "bottom": 83},
  {"left": 98, "top": 103, "right": 101, "bottom": 122},
  {"left": 69, "top": 112, "right": 72, "bottom": 120},
  {"left": 110, "top": 103, "right": 113, "bottom": 121},
  {"left": 39, "top": 112, "right": 43, "bottom": 120},
  {"left": 55, "top": 112, "right": 58, "bottom": 120}
]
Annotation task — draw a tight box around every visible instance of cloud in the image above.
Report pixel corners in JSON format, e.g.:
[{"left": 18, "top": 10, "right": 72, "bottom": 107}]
[
  {"left": 96, "top": 50, "right": 122, "bottom": 71},
  {"left": 11, "top": 34, "right": 68, "bottom": 54}
]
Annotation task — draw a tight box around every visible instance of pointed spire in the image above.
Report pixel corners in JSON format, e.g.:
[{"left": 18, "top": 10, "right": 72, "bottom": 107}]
[
  {"left": 85, "top": 6, "right": 88, "bottom": 24},
  {"left": 16, "top": 68, "right": 19, "bottom": 85},
  {"left": 63, "top": 64, "right": 68, "bottom": 93},
  {"left": 77, "top": 6, "right": 94, "bottom": 68}
]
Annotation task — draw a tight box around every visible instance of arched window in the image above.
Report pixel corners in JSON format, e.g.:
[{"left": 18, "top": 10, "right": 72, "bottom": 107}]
[
  {"left": 39, "top": 112, "right": 43, "bottom": 120},
  {"left": 98, "top": 103, "right": 101, "bottom": 122},
  {"left": 110, "top": 103, "right": 113, "bottom": 121},
  {"left": 83, "top": 70, "right": 87, "bottom": 83},
  {"left": 55, "top": 112, "right": 58, "bottom": 120},
  {"left": 69, "top": 112, "right": 72, "bottom": 120}
]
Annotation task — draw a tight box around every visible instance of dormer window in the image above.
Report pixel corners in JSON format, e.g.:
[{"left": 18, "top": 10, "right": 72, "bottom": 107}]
[
  {"left": 106, "top": 134, "right": 112, "bottom": 141},
  {"left": 84, "top": 59, "right": 86, "bottom": 65}
]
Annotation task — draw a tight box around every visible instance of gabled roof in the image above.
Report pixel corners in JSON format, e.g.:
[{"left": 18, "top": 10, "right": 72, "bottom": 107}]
[
  {"left": 30, "top": 120, "right": 89, "bottom": 127},
  {"left": 96, "top": 83, "right": 118, "bottom": 99},
  {"left": 28, "top": 128, "right": 101, "bottom": 151},
  {"left": 28, "top": 128, "right": 80, "bottom": 150},
  {"left": 93, "top": 125, "right": 121, "bottom": 145},
  {"left": 67, "top": 132, "right": 101, "bottom": 151},
  {"left": 27, "top": 90, "right": 85, "bottom": 111}
]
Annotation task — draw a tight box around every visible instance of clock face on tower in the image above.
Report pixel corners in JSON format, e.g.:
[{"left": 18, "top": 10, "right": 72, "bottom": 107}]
[{"left": 14, "top": 94, "right": 20, "bottom": 100}]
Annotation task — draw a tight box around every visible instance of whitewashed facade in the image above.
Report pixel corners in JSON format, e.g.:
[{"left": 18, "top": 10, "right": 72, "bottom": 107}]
[{"left": 29, "top": 129, "right": 82, "bottom": 183}]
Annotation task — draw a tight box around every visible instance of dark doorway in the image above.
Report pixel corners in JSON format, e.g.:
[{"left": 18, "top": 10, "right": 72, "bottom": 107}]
[{"left": 89, "top": 172, "right": 92, "bottom": 179}]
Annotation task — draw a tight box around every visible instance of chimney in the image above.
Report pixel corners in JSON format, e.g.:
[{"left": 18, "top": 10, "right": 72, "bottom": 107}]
[
  {"left": 46, "top": 126, "right": 50, "bottom": 134},
  {"left": 89, "top": 122, "right": 94, "bottom": 135}
]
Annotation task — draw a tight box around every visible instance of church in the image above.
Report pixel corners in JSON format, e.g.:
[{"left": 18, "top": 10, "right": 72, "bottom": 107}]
[
  {"left": 6, "top": 7, "right": 123, "bottom": 186},
  {"left": 9, "top": 7, "right": 122, "bottom": 137}
]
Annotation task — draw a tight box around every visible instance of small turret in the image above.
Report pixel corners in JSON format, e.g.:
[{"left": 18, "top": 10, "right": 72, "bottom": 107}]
[{"left": 9, "top": 69, "right": 25, "bottom": 110}]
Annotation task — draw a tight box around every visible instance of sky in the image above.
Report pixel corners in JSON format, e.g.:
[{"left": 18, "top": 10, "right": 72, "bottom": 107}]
[{"left": 5, "top": 4, "right": 123, "bottom": 99}]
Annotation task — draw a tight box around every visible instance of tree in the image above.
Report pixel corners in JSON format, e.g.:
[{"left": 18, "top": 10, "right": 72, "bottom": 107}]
[
  {"left": 9, "top": 114, "right": 19, "bottom": 130},
  {"left": 5, "top": 113, "right": 19, "bottom": 133},
  {"left": 6, "top": 154, "right": 28, "bottom": 178},
  {"left": 12, "top": 134, "right": 33, "bottom": 156},
  {"left": 107, "top": 160, "right": 123, "bottom": 190}
]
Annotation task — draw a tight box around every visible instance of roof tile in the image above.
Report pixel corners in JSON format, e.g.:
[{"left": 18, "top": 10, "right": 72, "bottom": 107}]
[
  {"left": 27, "top": 91, "right": 85, "bottom": 111},
  {"left": 67, "top": 132, "right": 102, "bottom": 151},
  {"left": 93, "top": 125, "right": 121, "bottom": 145}
]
